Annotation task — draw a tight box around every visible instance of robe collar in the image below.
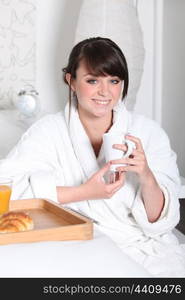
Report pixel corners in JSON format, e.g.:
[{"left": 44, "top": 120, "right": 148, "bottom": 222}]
[{"left": 64, "top": 99, "right": 131, "bottom": 180}]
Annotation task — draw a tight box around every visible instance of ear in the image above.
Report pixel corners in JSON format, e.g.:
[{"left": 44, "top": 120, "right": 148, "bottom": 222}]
[{"left": 65, "top": 73, "right": 75, "bottom": 91}]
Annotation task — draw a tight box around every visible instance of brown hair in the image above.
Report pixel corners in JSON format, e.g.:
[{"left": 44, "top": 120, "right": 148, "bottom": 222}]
[{"left": 62, "top": 37, "right": 129, "bottom": 112}]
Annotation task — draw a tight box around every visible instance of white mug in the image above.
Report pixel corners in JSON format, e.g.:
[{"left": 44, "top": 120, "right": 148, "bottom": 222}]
[{"left": 103, "top": 131, "right": 135, "bottom": 172}]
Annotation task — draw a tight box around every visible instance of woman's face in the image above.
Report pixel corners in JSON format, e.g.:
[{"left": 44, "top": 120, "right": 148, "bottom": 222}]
[{"left": 69, "top": 61, "right": 123, "bottom": 118}]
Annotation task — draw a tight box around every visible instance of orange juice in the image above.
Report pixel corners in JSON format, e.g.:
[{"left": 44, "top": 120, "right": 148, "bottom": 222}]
[{"left": 0, "top": 185, "right": 12, "bottom": 215}]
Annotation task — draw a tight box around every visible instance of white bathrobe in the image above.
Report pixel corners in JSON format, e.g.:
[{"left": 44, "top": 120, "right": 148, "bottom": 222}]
[{"left": 0, "top": 100, "right": 185, "bottom": 277}]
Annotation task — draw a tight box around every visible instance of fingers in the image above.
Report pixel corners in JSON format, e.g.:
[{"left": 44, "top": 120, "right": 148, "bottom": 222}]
[
  {"left": 114, "top": 157, "right": 143, "bottom": 170},
  {"left": 112, "top": 144, "right": 128, "bottom": 152},
  {"left": 110, "top": 149, "right": 144, "bottom": 164},
  {"left": 131, "top": 149, "right": 143, "bottom": 157},
  {"left": 108, "top": 171, "right": 125, "bottom": 190},
  {"left": 110, "top": 157, "right": 138, "bottom": 165},
  {"left": 112, "top": 135, "right": 144, "bottom": 153},
  {"left": 115, "top": 165, "right": 138, "bottom": 173},
  {"left": 125, "top": 134, "right": 143, "bottom": 151},
  {"left": 97, "top": 162, "right": 111, "bottom": 176}
]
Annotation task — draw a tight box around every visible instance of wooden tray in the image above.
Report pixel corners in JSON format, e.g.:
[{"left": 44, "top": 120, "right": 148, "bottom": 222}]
[{"left": 0, "top": 198, "right": 93, "bottom": 245}]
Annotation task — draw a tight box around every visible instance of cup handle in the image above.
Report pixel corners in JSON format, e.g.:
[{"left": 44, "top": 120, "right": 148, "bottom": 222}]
[{"left": 123, "top": 140, "right": 135, "bottom": 158}]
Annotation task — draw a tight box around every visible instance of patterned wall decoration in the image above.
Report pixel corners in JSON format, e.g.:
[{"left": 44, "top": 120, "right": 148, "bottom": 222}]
[{"left": 0, "top": 0, "right": 36, "bottom": 109}]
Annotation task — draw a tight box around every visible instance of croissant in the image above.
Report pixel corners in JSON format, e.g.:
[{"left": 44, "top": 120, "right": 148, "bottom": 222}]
[{"left": 0, "top": 211, "right": 34, "bottom": 233}]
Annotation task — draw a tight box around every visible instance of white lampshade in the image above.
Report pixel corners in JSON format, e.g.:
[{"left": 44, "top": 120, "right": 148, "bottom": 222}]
[{"left": 74, "top": 0, "right": 145, "bottom": 110}]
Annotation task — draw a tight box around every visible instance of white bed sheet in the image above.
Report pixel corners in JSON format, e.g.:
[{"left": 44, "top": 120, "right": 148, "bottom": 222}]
[{"left": 0, "top": 228, "right": 151, "bottom": 278}]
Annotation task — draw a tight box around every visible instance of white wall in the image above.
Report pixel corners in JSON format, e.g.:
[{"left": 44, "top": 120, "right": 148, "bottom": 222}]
[
  {"left": 36, "top": 0, "right": 82, "bottom": 114},
  {"left": 134, "top": 0, "right": 154, "bottom": 119},
  {"left": 135, "top": 0, "right": 185, "bottom": 178},
  {"left": 162, "top": 0, "right": 185, "bottom": 177}
]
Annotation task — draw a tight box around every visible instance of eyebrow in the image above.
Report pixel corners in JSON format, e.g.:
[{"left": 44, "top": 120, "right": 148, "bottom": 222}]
[{"left": 83, "top": 73, "right": 96, "bottom": 77}]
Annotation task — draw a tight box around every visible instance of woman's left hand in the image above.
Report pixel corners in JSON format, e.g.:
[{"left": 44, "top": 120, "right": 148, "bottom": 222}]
[{"left": 110, "top": 134, "right": 151, "bottom": 183}]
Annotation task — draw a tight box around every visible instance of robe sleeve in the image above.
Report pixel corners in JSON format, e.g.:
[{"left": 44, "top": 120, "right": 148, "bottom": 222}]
[
  {"left": 0, "top": 116, "right": 58, "bottom": 202},
  {"left": 131, "top": 122, "right": 181, "bottom": 237}
]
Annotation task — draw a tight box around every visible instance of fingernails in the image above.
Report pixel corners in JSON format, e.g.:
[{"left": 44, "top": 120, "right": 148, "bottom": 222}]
[
  {"left": 116, "top": 167, "right": 122, "bottom": 171},
  {"left": 113, "top": 144, "right": 126, "bottom": 149},
  {"left": 112, "top": 144, "right": 119, "bottom": 149},
  {"left": 112, "top": 144, "right": 120, "bottom": 148},
  {"left": 126, "top": 132, "right": 132, "bottom": 137}
]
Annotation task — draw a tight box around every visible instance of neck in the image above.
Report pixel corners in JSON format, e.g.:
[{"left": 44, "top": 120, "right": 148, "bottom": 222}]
[
  {"left": 78, "top": 108, "right": 113, "bottom": 135},
  {"left": 77, "top": 106, "right": 113, "bottom": 157}
]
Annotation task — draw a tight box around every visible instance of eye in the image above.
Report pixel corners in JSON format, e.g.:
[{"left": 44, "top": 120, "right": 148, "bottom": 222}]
[
  {"left": 86, "top": 79, "right": 97, "bottom": 84},
  {"left": 110, "top": 79, "right": 120, "bottom": 84}
]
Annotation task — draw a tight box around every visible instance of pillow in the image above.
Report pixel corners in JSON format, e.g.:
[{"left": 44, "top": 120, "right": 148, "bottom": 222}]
[{"left": 0, "top": 110, "right": 25, "bottom": 158}]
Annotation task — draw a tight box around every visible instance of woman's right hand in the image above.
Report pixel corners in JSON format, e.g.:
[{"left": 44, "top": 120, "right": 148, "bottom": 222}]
[
  {"left": 82, "top": 162, "right": 125, "bottom": 200},
  {"left": 57, "top": 163, "right": 125, "bottom": 204}
]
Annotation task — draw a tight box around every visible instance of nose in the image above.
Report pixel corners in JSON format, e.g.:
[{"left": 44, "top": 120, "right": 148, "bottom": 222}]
[{"left": 98, "top": 80, "right": 109, "bottom": 97}]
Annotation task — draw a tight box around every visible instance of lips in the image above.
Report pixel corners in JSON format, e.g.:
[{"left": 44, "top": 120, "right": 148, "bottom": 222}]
[{"left": 92, "top": 99, "right": 111, "bottom": 105}]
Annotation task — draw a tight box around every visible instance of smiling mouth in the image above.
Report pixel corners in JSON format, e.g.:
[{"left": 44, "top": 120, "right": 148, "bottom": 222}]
[{"left": 92, "top": 99, "right": 111, "bottom": 105}]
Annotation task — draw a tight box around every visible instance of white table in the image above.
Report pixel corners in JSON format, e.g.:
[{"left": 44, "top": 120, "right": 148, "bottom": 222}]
[{"left": 0, "top": 228, "right": 151, "bottom": 278}]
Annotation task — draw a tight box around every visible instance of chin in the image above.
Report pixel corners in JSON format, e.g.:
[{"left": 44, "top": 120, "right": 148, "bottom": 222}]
[{"left": 92, "top": 108, "right": 111, "bottom": 118}]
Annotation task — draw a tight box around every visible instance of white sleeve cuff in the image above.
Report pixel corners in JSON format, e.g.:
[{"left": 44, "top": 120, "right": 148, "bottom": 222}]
[
  {"left": 131, "top": 184, "right": 174, "bottom": 237},
  {"left": 158, "top": 184, "right": 170, "bottom": 220}
]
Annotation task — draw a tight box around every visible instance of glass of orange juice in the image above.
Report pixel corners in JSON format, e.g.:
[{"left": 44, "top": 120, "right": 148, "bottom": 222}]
[{"left": 0, "top": 178, "right": 12, "bottom": 215}]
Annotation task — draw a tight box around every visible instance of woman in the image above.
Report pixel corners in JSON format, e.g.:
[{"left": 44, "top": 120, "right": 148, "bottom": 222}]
[{"left": 0, "top": 37, "right": 184, "bottom": 277}]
